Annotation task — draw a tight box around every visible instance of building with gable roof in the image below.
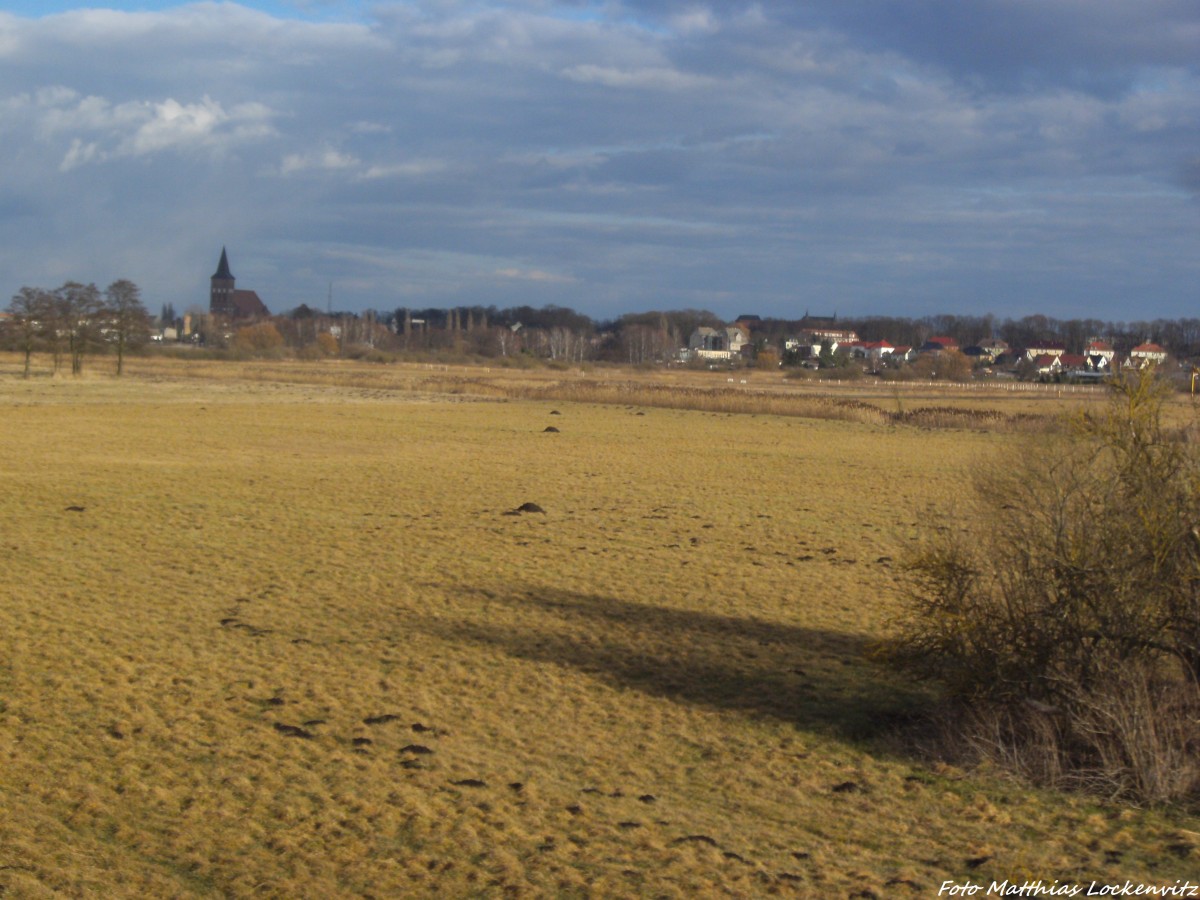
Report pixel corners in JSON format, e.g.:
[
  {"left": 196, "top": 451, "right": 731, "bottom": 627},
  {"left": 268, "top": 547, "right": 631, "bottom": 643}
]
[
  {"left": 1023, "top": 340, "right": 1066, "bottom": 361},
  {"left": 210, "top": 247, "right": 270, "bottom": 319},
  {"left": 685, "top": 325, "right": 749, "bottom": 361},
  {"left": 1128, "top": 342, "right": 1168, "bottom": 368},
  {"left": 919, "top": 336, "right": 959, "bottom": 354}
]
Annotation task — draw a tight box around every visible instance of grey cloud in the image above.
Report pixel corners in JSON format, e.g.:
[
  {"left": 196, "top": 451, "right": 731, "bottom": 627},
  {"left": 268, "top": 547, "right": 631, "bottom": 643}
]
[
  {"left": 0, "top": 2, "right": 1197, "bottom": 320},
  {"left": 610, "top": 0, "right": 1200, "bottom": 94},
  {"left": 1180, "top": 158, "right": 1200, "bottom": 194}
]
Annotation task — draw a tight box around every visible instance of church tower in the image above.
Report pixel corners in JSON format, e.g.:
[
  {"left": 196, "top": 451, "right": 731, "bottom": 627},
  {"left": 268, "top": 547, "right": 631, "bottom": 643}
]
[{"left": 210, "top": 247, "right": 235, "bottom": 316}]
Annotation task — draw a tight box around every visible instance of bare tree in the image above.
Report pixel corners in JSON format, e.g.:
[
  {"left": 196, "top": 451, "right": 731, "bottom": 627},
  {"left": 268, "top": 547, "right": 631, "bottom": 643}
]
[
  {"left": 5, "top": 287, "right": 52, "bottom": 377},
  {"left": 54, "top": 282, "right": 104, "bottom": 375},
  {"left": 104, "top": 280, "right": 151, "bottom": 375}
]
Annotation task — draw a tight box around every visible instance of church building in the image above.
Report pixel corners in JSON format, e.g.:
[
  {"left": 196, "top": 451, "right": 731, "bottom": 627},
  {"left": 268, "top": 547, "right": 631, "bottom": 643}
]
[{"left": 210, "top": 247, "right": 270, "bottom": 319}]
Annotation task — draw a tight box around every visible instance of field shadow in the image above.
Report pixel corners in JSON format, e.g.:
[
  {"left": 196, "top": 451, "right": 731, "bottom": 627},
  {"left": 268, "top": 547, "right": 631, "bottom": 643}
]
[{"left": 408, "top": 585, "right": 924, "bottom": 740}]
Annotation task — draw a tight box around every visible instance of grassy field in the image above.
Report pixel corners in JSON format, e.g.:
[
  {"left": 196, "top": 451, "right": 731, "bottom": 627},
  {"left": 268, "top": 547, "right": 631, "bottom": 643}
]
[{"left": 0, "top": 356, "right": 1196, "bottom": 897}]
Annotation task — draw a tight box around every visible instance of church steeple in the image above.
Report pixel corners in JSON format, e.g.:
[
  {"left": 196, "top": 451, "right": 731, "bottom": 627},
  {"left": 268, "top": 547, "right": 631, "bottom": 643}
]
[
  {"left": 213, "top": 246, "right": 233, "bottom": 280},
  {"left": 210, "top": 246, "right": 236, "bottom": 316}
]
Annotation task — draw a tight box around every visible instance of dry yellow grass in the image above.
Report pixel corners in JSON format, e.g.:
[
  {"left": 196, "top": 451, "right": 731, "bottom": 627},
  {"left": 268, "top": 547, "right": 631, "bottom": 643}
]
[{"left": 0, "top": 356, "right": 1196, "bottom": 897}]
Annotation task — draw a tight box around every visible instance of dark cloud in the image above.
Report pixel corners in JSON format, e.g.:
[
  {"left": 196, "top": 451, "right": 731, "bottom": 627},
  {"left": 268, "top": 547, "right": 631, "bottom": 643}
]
[
  {"left": 1180, "top": 157, "right": 1200, "bottom": 195},
  {"left": 614, "top": 0, "right": 1200, "bottom": 94}
]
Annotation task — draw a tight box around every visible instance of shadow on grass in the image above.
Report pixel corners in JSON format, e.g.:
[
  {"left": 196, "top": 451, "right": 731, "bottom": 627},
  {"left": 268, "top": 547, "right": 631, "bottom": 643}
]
[{"left": 407, "top": 585, "right": 925, "bottom": 741}]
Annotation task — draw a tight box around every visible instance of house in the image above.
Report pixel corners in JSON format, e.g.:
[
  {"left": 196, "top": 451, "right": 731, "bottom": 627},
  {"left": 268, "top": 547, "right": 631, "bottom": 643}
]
[
  {"left": 1081, "top": 341, "right": 1113, "bottom": 371},
  {"left": 210, "top": 247, "right": 270, "bottom": 320},
  {"left": 785, "top": 325, "right": 860, "bottom": 359},
  {"left": 1128, "top": 342, "right": 1168, "bottom": 368},
  {"left": 891, "top": 345, "right": 916, "bottom": 363},
  {"left": 979, "top": 338, "right": 1009, "bottom": 359},
  {"left": 687, "top": 326, "right": 747, "bottom": 362},
  {"left": 1032, "top": 354, "right": 1062, "bottom": 378},
  {"left": 848, "top": 340, "right": 894, "bottom": 363},
  {"left": 1023, "top": 341, "right": 1066, "bottom": 362},
  {"left": 920, "top": 336, "right": 959, "bottom": 354},
  {"left": 1085, "top": 340, "right": 1115, "bottom": 363},
  {"left": 859, "top": 340, "right": 897, "bottom": 362},
  {"left": 803, "top": 327, "right": 860, "bottom": 347},
  {"left": 965, "top": 339, "right": 1008, "bottom": 364},
  {"left": 726, "top": 326, "right": 749, "bottom": 357}
]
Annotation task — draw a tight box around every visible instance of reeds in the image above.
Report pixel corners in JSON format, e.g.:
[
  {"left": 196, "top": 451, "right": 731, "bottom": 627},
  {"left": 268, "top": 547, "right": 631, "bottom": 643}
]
[{"left": 5, "top": 353, "right": 1063, "bottom": 432}]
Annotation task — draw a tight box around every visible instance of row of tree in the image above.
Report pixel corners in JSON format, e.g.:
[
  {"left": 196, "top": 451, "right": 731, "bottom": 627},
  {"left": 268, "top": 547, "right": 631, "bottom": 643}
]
[
  {"left": 4, "top": 281, "right": 150, "bottom": 377},
  {"left": 252, "top": 305, "right": 723, "bottom": 364},
  {"left": 8, "top": 283, "right": 1200, "bottom": 369},
  {"left": 356, "top": 306, "right": 1200, "bottom": 362}
]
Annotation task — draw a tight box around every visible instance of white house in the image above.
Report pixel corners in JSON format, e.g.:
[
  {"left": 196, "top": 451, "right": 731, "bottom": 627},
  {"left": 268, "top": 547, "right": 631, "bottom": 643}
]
[
  {"left": 847, "top": 340, "right": 894, "bottom": 363},
  {"left": 1128, "top": 342, "right": 1168, "bottom": 368},
  {"left": 686, "top": 326, "right": 748, "bottom": 361},
  {"left": 784, "top": 327, "right": 860, "bottom": 359},
  {"left": 1024, "top": 341, "right": 1066, "bottom": 362},
  {"left": 1032, "top": 354, "right": 1062, "bottom": 377},
  {"left": 1083, "top": 340, "right": 1115, "bottom": 371}
]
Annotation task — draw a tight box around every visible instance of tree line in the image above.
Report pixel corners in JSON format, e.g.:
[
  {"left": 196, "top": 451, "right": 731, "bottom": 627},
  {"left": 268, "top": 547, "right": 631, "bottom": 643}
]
[
  {"left": 9, "top": 284, "right": 1200, "bottom": 369},
  {"left": 3, "top": 281, "right": 150, "bottom": 377},
  {"left": 341, "top": 306, "right": 1200, "bottom": 362},
  {"left": 240, "top": 304, "right": 728, "bottom": 364}
]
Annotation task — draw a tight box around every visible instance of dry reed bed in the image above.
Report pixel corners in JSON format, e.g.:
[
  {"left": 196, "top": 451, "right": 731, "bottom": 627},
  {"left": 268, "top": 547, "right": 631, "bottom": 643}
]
[
  {"left": 82, "top": 355, "right": 1084, "bottom": 431},
  {"left": 484, "top": 377, "right": 1060, "bottom": 432}
]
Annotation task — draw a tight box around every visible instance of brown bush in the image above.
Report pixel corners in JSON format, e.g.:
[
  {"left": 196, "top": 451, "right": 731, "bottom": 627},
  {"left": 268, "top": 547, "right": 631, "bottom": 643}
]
[
  {"left": 878, "top": 369, "right": 1200, "bottom": 804},
  {"left": 315, "top": 332, "right": 340, "bottom": 356},
  {"left": 233, "top": 322, "right": 285, "bottom": 355}
]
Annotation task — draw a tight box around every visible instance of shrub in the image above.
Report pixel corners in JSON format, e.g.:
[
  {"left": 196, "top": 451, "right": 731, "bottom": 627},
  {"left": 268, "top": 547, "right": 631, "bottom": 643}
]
[
  {"left": 315, "top": 332, "right": 340, "bottom": 357},
  {"left": 878, "top": 369, "right": 1200, "bottom": 804},
  {"left": 233, "top": 322, "right": 284, "bottom": 355}
]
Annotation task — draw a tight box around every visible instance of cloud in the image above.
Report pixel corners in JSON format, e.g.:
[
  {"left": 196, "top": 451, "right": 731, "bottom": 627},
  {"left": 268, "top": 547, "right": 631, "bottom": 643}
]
[
  {"left": 60, "top": 137, "right": 99, "bottom": 171},
  {"left": 560, "top": 63, "right": 712, "bottom": 90},
  {"left": 1180, "top": 157, "right": 1200, "bottom": 195},
  {"left": 280, "top": 147, "right": 359, "bottom": 175},
  {"left": 18, "top": 88, "right": 278, "bottom": 170},
  {"left": 615, "top": 0, "right": 1200, "bottom": 94},
  {"left": 0, "top": 1, "right": 1196, "bottom": 321},
  {"left": 495, "top": 266, "right": 576, "bottom": 283},
  {"left": 123, "top": 97, "right": 275, "bottom": 156},
  {"left": 360, "top": 159, "right": 449, "bottom": 179}
]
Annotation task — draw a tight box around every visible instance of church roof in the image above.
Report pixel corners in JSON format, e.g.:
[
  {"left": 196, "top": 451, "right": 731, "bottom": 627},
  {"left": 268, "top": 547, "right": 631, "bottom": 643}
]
[
  {"left": 213, "top": 247, "right": 233, "bottom": 280},
  {"left": 230, "top": 289, "right": 269, "bottom": 318}
]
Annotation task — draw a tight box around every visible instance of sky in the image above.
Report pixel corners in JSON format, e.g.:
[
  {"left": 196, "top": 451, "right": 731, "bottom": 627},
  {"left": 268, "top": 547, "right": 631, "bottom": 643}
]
[{"left": 1, "top": 2, "right": 1197, "bottom": 322}]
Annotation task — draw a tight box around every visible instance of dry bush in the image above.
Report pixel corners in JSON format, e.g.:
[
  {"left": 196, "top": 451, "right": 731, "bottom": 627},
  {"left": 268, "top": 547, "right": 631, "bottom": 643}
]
[
  {"left": 1070, "top": 665, "right": 1200, "bottom": 804},
  {"left": 879, "top": 369, "right": 1200, "bottom": 805},
  {"left": 315, "top": 332, "right": 340, "bottom": 357},
  {"left": 233, "top": 322, "right": 285, "bottom": 355}
]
